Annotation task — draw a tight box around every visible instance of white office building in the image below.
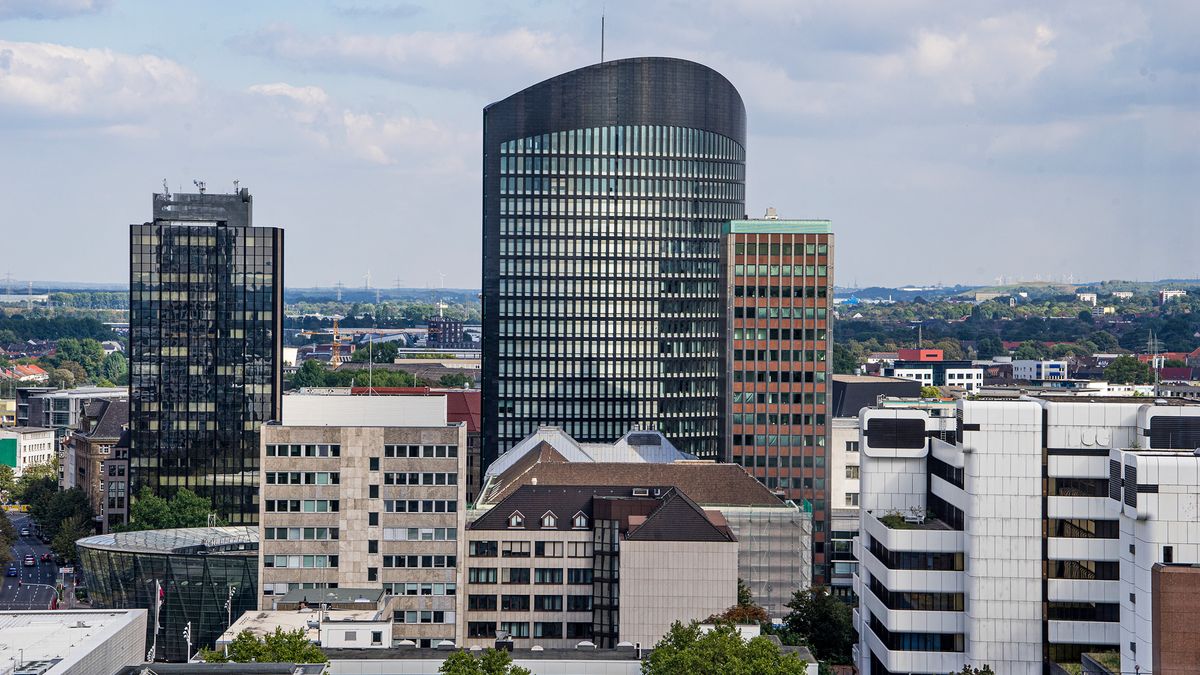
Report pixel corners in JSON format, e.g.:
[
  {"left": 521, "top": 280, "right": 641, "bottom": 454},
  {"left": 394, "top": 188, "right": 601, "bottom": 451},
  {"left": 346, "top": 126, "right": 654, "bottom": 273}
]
[
  {"left": 855, "top": 395, "right": 1200, "bottom": 674},
  {"left": 1013, "top": 360, "right": 1070, "bottom": 382}
]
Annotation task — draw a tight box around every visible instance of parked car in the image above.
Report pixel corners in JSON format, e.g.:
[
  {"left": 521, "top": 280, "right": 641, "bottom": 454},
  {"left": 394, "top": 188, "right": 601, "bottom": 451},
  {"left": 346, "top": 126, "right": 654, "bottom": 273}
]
[
  {"left": 23, "top": 555, "right": 35, "bottom": 567},
  {"left": 40, "top": 553, "right": 52, "bottom": 563},
  {"left": 5, "top": 565, "right": 16, "bottom": 577},
  {"left": 19, "top": 528, "right": 30, "bottom": 537}
]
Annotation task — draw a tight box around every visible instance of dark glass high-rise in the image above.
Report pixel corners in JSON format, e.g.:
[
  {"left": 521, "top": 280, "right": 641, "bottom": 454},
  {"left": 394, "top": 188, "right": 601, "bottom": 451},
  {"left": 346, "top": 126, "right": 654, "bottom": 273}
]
[
  {"left": 129, "top": 189, "right": 283, "bottom": 524},
  {"left": 482, "top": 57, "right": 746, "bottom": 466}
]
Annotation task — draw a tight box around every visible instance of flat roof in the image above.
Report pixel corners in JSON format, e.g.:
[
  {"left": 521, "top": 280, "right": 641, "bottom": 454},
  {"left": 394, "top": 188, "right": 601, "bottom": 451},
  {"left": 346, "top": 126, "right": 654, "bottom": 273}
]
[
  {"left": 0, "top": 610, "right": 146, "bottom": 668},
  {"left": 77, "top": 526, "right": 258, "bottom": 554},
  {"left": 724, "top": 218, "right": 831, "bottom": 234},
  {"left": 0, "top": 426, "right": 54, "bottom": 434},
  {"left": 1033, "top": 395, "right": 1200, "bottom": 405}
]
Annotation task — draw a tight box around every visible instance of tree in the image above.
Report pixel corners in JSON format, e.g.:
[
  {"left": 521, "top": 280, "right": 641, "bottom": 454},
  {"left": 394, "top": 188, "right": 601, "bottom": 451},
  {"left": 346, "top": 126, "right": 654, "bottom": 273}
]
[
  {"left": 101, "top": 352, "right": 128, "bottom": 384},
  {"left": 1013, "top": 340, "right": 1048, "bottom": 361},
  {"left": 291, "top": 359, "right": 328, "bottom": 389},
  {"left": 0, "top": 464, "right": 15, "bottom": 502},
  {"left": 438, "top": 372, "right": 473, "bottom": 388},
  {"left": 1105, "top": 355, "right": 1153, "bottom": 385},
  {"left": 641, "top": 621, "right": 808, "bottom": 675},
  {"left": 920, "top": 385, "right": 942, "bottom": 398},
  {"left": 438, "top": 648, "right": 532, "bottom": 675},
  {"left": 953, "top": 666, "right": 996, "bottom": 675},
  {"left": 199, "top": 627, "right": 326, "bottom": 664},
  {"left": 831, "top": 342, "right": 859, "bottom": 375},
  {"left": 737, "top": 578, "right": 754, "bottom": 607},
  {"left": 1090, "top": 331, "right": 1119, "bottom": 351},
  {"left": 49, "top": 368, "right": 76, "bottom": 388},
  {"left": 975, "top": 335, "right": 1005, "bottom": 360},
  {"left": 122, "top": 487, "right": 220, "bottom": 531},
  {"left": 52, "top": 513, "right": 93, "bottom": 561},
  {"left": 351, "top": 341, "right": 399, "bottom": 364},
  {"left": 781, "top": 586, "right": 854, "bottom": 664},
  {"left": 39, "top": 488, "right": 93, "bottom": 542},
  {"left": 1163, "top": 358, "right": 1187, "bottom": 368}
]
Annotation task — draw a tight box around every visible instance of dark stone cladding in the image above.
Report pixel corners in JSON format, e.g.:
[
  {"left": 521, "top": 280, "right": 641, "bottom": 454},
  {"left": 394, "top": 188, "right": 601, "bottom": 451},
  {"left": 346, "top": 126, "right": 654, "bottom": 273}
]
[{"left": 480, "top": 57, "right": 746, "bottom": 473}]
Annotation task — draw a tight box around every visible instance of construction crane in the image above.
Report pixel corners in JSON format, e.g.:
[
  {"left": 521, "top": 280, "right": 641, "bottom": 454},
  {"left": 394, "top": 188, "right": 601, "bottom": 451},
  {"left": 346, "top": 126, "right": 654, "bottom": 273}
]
[{"left": 298, "top": 318, "right": 352, "bottom": 368}]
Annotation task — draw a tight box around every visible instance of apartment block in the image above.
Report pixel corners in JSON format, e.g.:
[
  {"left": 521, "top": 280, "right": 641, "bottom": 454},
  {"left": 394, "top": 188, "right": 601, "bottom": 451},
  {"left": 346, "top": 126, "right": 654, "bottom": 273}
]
[
  {"left": 462, "top": 485, "right": 736, "bottom": 649},
  {"left": 258, "top": 394, "right": 467, "bottom": 648},
  {"left": 725, "top": 215, "right": 832, "bottom": 582},
  {"left": 1109, "top": 425, "right": 1200, "bottom": 675},
  {"left": 0, "top": 426, "right": 55, "bottom": 476},
  {"left": 854, "top": 395, "right": 1200, "bottom": 674},
  {"left": 479, "top": 426, "right": 811, "bottom": 616},
  {"left": 62, "top": 398, "right": 128, "bottom": 532}
]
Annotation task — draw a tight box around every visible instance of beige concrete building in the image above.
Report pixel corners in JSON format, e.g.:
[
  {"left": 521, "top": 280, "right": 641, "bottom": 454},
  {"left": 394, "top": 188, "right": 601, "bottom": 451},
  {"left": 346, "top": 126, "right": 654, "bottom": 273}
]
[
  {"left": 462, "top": 484, "right": 738, "bottom": 649},
  {"left": 0, "top": 426, "right": 55, "bottom": 476},
  {"left": 259, "top": 394, "right": 467, "bottom": 648},
  {"left": 476, "top": 428, "right": 812, "bottom": 617}
]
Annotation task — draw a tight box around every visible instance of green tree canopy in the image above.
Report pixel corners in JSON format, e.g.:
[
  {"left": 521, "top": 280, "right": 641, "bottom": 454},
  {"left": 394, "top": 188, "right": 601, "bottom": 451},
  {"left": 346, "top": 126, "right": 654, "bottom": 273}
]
[
  {"left": 122, "top": 487, "right": 220, "bottom": 531},
  {"left": 1013, "top": 340, "right": 1049, "bottom": 361},
  {"left": 0, "top": 464, "right": 15, "bottom": 502},
  {"left": 350, "top": 340, "right": 399, "bottom": 363},
  {"left": 641, "top": 621, "right": 808, "bottom": 675},
  {"left": 781, "top": 586, "right": 854, "bottom": 664},
  {"left": 199, "top": 627, "right": 326, "bottom": 664},
  {"left": 438, "top": 648, "right": 532, "bottom": 675},
  {"left": 920, "top": 385, "right": 942, "bottom": 399},
  {"left": 975, "top": 336, "right": 1005, "bottom": 360},
  {"left": 438, "top": 372, "right": 473, "bottom": 388},
  {"left": 52, "top": 513, "right": 93, "bottom": 561},
  {"left": 1105, "top": 355, "right": 1153, "bottom": 385}
]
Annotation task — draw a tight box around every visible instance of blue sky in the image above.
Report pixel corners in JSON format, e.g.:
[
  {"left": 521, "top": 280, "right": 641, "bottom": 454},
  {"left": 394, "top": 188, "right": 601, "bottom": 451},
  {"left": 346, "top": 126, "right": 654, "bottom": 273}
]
[{"left": 0, "top": 0, "right": 1196, "bottom": 289}]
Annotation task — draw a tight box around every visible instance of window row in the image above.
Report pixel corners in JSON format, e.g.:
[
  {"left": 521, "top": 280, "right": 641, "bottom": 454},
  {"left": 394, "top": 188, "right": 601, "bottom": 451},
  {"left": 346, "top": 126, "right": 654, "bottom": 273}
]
[
  {"left": 383, "top": 582, "right": 456, "bottom": 596},
  {"left": 467, "top": 567, "right": 592, "bottom": 585},
  {"left": 264, "top": 527, "right": 339, "bottom": 541},
  {"left": 731, "top": 413, "right": 827, "bottom": 426},
  {"left": 383, "top": 472, "right": 458, "bottom": 486},
  {"left": 731, "top": 434, "right": 828, "bottom": 449},
  {"left": 500, "top": 175, "right": 742, "bottom": 200},
  {"left": 384, "top": 500, "right": 457, "bottom": 513},
  {"left": 265, "top": 471, "right": 339, "bottom": 485},
  {"left": 734, "top": 263, "right": 829, "bottom": 277},
  {"left": 500, "top": 125, "right": 742, "bottom": 161},
  {"left": 467, "top": 621, "right": 593, "bottom": 640},
  {"left": 467, "top": 594, "right": 592, "bottom": 612},
  {"left": 264, "top": 499, "right": 339, "bottom": 513},
  {"left": 266, "top": 444, "right": 340, "bottom": 457},
  {"left": 730, "top": 370, "right": 828, "bottom": 384},
  {"left": 382, "top": 555, "right": 456, "bottom": 568},
  {"left": 731, "top": 391, "right": 827, "bottom": 406},
  {"left": 395, "top": 610, "right": 454, "bottom": 624},
  {"left": 382, "top": 527, "right": 457, "bottom": 542},
  {"left": 264, "top": 555, "right": 338, "bottom": 568},
  {"left": 383, "top": 444, "right": 458, "bottom": 458}
]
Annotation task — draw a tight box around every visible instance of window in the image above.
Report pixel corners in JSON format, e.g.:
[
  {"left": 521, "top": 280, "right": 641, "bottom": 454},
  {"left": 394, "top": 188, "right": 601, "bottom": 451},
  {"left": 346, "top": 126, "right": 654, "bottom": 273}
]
[
  {"left": 567, "top": 568, "right": 592, "bottom": 585},
  {"left": 470, "top": 541, "right": 498, "bottom": 557},
  {"left": 508, "top": 512, "right": 525, "bottom": 528},
  {"left": 345, "top": 631, "right": 356, "bottom": 642},
  {"left": 371, "top": 631, "right": 383, "bottom": 645},
  {"left": 468, "top": 594, "right": 497, "bottom": 611},
  {"left": 504, "top": 568, "right": 530, "bottom": 584},
  {"left": 500, "top": 622, "right": 529, "bottom": 638},
  {"left": 567, "top": 595, "right": 591, "bottom": 612},
  {"left": 468, "top": 568, "right": 498, "bottom": 584},
  {"left": 567, "top": 541, "right": 592, "bottom": 558},
  {"left": 535, "top": 541, "right": 563, "bottom": 557},
  {"left": 845, "top": 465, "right": 859, "bottom": 479},
  {"left": 535, "top": 622, "right": 563, "bottom": 638},
  {"left": 566, "top": 622, "right": 593, "bottom": 639},
  {"left": 534, "top": 594, "right": 562, "bottom": 611},
  {"left": 534, "top": 568, "right": 563, "bottom": 584},
  {"left": 502, "top": 541, "right": 531, "bottom": 558},
  {"left": 1164, "top": 546, "right": 1174, "bottom": 563},
  {"left": 572, "top": 513, "right": 588, "bottom": 529},
  {"left": 541, "top": 512, "right": 557, "bottom": 528},
  {"left": 845, "top": 493, "right": 859, "bottom": 506},
  {"left": 468, "top": 622, "right": 496, "bottom": 638},
  {"left": 501, "top": 594, "right": 530, "bottom": 611}
]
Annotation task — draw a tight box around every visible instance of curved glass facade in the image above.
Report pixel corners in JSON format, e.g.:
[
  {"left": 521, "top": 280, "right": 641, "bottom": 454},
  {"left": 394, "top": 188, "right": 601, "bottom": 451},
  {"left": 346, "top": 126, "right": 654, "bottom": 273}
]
[
  {"left": 483, "top": 58, "right": 746, "bottom": 463},
  {"left": 76, "top": 527, "right": 259, "bottom": 662}
]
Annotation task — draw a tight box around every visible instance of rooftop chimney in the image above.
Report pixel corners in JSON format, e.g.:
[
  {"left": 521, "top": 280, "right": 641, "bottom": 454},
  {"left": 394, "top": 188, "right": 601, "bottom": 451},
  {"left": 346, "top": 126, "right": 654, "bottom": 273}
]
[{"left": 764, "top": 207, "right": 779, "bottom": 220}]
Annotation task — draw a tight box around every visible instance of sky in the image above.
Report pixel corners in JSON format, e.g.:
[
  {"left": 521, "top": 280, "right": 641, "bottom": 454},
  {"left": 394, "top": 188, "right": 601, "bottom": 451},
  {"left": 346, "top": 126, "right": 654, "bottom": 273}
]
[{"left": 0, "top": 0, "right": 1197, "bottom": 290}]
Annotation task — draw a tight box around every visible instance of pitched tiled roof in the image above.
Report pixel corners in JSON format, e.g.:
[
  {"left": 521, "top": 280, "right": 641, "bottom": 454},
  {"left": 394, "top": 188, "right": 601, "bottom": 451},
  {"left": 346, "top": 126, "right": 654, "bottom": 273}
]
[
  {"left": 481, "top": 461, "right": 783, "bottom": 508},
  {"left": 89, "top": 399, "right": 129, "bottom": 439},
  {"left": 470, "top": 485, "right": 628, "bottom": 531},
  {"left": 624, "top": 488, "right": 736, "bottom": 543}
]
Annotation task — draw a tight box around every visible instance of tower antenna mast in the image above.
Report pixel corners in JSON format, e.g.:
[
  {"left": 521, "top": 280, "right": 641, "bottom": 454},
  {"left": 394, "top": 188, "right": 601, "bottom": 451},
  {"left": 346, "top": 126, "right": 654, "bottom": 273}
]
[{"left": 600, "top": 10, "right": 605, "bottom": 63}]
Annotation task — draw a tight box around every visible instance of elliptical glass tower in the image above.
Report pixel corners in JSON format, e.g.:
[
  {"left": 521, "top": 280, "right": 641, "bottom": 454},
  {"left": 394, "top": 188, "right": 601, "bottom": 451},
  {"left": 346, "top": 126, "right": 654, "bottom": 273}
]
[
  {"left": 482, "top": 57, "right": 745, "bottom": 466},
  {"left": 129, "top": 189, "right": 283, "bottom": 524}
]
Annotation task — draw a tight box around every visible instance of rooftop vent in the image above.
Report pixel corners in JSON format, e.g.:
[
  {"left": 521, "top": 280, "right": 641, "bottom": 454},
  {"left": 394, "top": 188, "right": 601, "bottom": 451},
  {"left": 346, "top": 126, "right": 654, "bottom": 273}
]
[{"left": 632, "top": 488, "right": 650, "bottom": 496}]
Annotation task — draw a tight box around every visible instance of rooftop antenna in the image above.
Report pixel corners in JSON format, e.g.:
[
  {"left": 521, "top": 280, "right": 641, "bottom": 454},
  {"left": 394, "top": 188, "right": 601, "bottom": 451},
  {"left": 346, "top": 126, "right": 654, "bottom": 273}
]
[
  {"left": 600, "top": 9, "right": 605, "bottom": 63},
  {"left": 161, "top": 179, "right": 170, "bottom": 199},
  {"left": 233, "top": 179, "right": 240, "bottom": 193},
  {"left": 193, "top": 179, "right": 206, "bottom": 194},
  {"left": 335, "top": 281, "right": 344, "bottom": 302}
]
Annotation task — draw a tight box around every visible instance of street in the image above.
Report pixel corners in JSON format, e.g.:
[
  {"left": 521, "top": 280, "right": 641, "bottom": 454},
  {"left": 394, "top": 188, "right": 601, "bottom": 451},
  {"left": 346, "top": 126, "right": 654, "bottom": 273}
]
[{"left": 1, "top": 512, "right": 60, "bottom": 611}]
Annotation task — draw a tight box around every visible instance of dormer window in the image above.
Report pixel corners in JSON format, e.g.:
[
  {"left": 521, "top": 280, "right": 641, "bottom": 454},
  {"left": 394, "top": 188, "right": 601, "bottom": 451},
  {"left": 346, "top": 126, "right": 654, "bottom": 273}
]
[
  {"left": 572, "top": 512, "right": 588, "bottom": 529},
  {"left": 541, "top": 512, "right": 557, "bottom": 529},
  {"left": 508, "top": 512, "right": 524, "bottom": 528}
]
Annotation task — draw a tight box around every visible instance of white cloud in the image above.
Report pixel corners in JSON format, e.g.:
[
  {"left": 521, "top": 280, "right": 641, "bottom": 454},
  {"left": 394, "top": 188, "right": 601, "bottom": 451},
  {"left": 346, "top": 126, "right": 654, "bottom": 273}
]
[
  {"left": 0, "top": 0, "right": 108, "bottom": 21},
  {"left": 0, "top": 40, "right": 197, "bottom": 118},
  {"left": 246, "top": 80, "right": 474, "bottom": 167},
  {"left": 232, "top": 24, "right": 586, "bottom": 89}
]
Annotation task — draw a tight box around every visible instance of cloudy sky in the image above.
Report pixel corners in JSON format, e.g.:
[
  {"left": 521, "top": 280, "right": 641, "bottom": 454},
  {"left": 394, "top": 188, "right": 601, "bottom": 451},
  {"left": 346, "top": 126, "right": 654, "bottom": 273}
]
[{"left": 0, "top": 0, "right": 1196, "bottom": 289}]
